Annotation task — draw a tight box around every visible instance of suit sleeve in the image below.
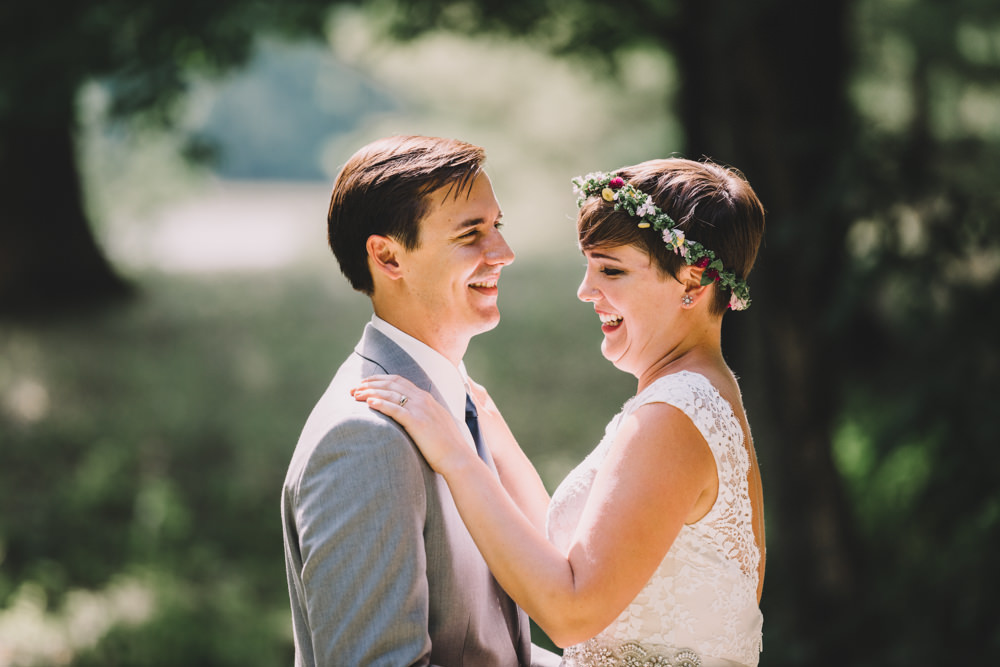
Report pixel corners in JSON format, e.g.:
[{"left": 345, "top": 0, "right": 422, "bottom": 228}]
[{"left": 288, "top": 414, "right": 436, "bottom": 666}]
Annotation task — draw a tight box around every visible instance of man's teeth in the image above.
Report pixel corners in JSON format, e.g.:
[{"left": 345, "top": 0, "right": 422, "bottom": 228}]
[
  {"left": 599, "top": 313, "right": 623, "bottom": 326},
  {"left": 470, "top": 280, "right": 498, "bottom": 288}
]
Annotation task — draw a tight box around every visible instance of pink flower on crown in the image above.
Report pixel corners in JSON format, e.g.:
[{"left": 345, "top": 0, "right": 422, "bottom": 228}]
[
  {"left": 608, "top": 176, "right": 625, "bottom": 189},
  {"left": 696, "top": 257, "right": 711, "bottom": 268},
  {"left": 705, "top": 268, "right": 720, "bottom": 282}
]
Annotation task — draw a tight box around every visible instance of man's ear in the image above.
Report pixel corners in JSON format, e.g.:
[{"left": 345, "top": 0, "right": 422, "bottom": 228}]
[
  {"left": 678, "top": 264, "right": 712, "bottom": 307},
  {"left": 366, "top": 235, "right": 404, "bottom": 281}
]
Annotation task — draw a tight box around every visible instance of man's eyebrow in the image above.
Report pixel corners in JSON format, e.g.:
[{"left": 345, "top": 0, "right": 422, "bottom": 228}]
[
  {"left": 454, "top": 211, "right": 503, "bottom": 231},
  {"left": 454, "top": 218, "right": 484, "bottom": 231}
]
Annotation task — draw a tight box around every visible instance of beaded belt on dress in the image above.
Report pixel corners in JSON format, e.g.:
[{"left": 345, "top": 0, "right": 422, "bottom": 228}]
[{"left": 562, "top": 639, "right": 701, "bottom": 667}]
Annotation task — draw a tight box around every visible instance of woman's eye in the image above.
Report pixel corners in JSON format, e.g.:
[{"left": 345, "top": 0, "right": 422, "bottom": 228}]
[{"left": 600, "top": 267, "right": 624, "bottom": 276}]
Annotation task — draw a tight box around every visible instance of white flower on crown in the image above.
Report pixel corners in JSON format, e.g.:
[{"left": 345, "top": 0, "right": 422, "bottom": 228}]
[
  {"left": 636, "top": 197, "right": 657, "bottom": 218},
  {"left": 573, "top": 172, "right": 605, "bottom": 197}
]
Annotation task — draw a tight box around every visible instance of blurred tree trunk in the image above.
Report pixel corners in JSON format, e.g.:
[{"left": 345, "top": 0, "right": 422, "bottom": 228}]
[
  {"left": 0, "top": 95, "right": 129, "bottom": 317},
  {"left": 674, "top": 0, "right": 864, "bottom": 655}
]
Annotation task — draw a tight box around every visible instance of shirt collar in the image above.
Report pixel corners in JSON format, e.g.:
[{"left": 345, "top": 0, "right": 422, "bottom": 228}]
[{"left": 370, "top": 315, "right": 468, "bottom": 423}]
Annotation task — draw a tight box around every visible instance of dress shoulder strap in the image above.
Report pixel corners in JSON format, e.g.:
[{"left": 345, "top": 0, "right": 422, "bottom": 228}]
[{"left": 630, "top": 372, "right": 742, "bottom": 454}]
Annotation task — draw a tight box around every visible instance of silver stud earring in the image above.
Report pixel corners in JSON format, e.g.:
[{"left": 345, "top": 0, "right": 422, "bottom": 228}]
[{"left": 681, "top": 294, "right": 694, "bottom": 306}]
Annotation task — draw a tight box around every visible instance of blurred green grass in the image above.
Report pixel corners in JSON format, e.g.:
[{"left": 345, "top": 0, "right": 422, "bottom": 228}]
[{"left": 0, "top": 254, "right": 633, "bottom": 665}]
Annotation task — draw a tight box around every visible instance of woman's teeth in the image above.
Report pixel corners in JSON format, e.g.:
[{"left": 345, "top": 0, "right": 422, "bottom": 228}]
[{"left": 599, "top": 313, "right": 623, "bottom": 327}]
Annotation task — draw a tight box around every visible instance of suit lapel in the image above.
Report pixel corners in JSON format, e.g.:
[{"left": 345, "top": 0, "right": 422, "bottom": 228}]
[
  {"left": 355, "top": 323, "right": 498, "bottom": 476},
  {"left": 356, "top": 323, "right": 525, "bottom": 658},
  {"left": 354, "top": 323, "right": 448, "bottom": 408}
]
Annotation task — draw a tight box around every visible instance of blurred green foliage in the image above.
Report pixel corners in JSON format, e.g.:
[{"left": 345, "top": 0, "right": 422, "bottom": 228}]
[
  {"left": 0, "top": 258, "right": 631, "bottom": 665},
  {"left": 3, "top": 0, "right": 1000, "bottom": 664},
  {"left": 379, "top": 0, "right": 1000, "bottom": 662}
]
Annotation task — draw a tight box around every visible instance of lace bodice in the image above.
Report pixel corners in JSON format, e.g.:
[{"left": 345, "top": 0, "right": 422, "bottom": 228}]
[{"left": 546, "top": 371, "right": 763, "bottom": 667}]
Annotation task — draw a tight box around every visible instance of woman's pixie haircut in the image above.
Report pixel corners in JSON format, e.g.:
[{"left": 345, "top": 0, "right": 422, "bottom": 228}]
[{"left": 577, "top": 158, "right": 765, "bottom": 315}]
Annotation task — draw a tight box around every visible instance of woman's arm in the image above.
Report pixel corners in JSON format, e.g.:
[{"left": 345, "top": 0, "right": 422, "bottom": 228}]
[
  {"left": 466, "top": 378, "right": 551, "bottom": 532},
  {"left": 353, "top": 375, "right": 716, "bottom": 647}
]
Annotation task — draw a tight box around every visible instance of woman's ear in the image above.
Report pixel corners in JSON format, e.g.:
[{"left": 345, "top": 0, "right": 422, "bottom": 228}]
[
  {"left": 678, "top": 264, "right": 712, "bottom": 308},
  {"left": 366, "top": 235, "right": 403, "bottom": 281}
]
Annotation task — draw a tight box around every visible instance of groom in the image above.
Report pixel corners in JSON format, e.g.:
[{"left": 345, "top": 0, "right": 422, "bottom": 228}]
[{"left": 281, "top": 135, "right": 560, "bottom": 666}]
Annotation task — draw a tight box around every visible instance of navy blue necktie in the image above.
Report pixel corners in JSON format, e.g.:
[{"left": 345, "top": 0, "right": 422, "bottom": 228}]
[
  {"left": 464, "top": 394, "right": 519, "bottom": 644},
  {"left": 464, "top": 394, "right": 489, "bottom": 463}
]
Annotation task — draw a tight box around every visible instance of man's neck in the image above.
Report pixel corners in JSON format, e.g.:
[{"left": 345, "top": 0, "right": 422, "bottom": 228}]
[
  {"left": 369, "top": 315, "right": 471, "bottom": 424},
  {"left": 371, "top": 308, "right": 468, "bottom": 366}
]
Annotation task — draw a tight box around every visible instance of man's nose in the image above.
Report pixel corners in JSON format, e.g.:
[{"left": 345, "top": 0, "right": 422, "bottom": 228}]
[{"left": 485, "top": 230, "right": 515, "bottom": 266}]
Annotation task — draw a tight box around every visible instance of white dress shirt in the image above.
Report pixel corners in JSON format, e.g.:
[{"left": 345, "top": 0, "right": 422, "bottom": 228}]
[{"left": 370, "top": 315, "right": 477, "bottom": 451}]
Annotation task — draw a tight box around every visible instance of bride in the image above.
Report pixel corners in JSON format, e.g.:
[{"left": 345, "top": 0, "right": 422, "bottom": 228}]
[{"left": 354, "top": 158, "right": 767, "bottom": 667}]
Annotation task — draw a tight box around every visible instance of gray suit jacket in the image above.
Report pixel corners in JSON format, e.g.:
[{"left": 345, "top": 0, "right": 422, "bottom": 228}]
[{"left": 282, "top": 324, "right": 560, "bottom": 666}]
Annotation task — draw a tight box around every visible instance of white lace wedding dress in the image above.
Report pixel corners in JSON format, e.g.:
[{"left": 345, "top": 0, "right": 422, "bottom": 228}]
[{"left": 546, "top": 371, "right": 763, "bottom": 667}]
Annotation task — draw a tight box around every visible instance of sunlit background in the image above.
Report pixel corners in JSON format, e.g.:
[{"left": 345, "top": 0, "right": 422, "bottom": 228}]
[{"left": 2, "top": 1, "right": 998, "bottom": 665}]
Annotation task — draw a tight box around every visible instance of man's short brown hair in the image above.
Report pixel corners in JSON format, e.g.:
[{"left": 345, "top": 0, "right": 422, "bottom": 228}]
[{"left": 328, "top": 135, "right": 486, "bottom": 294}]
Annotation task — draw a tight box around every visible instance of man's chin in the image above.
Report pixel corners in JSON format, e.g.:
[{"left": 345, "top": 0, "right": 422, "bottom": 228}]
[{"left": 470, "top": 309, "right": 502, "bottom": 335}]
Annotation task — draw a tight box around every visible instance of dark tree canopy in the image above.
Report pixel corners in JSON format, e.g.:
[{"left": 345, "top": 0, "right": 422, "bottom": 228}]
[{"left": 0, "top": 1, "right": 334, "bottom": 315}]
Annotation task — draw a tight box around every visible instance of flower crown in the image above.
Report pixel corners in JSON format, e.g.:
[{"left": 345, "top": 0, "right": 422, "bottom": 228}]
[{"left": 571, "top": 171, "right": 751, "bottom": 311}]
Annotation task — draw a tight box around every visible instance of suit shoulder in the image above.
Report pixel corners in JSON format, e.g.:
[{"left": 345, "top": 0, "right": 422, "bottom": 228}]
[{"left": 284, "top": 397, "right": 427, "bottom": 496}]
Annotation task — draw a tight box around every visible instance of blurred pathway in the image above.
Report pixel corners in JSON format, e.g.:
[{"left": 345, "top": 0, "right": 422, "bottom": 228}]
[{"left": 107, "top": 180, "right": 333, "bottom": 274}]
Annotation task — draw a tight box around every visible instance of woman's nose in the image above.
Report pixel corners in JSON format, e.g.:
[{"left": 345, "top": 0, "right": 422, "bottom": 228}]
[{"left": 577, "top": 275, "right": 598, "bottom": 302}]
